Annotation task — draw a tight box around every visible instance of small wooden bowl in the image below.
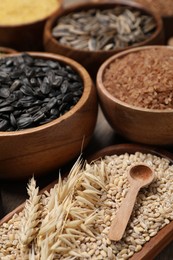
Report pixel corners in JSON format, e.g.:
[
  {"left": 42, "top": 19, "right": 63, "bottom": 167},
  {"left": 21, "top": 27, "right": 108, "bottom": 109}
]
[
  {"left": 97, "top": 45, "right": 173, "bottom": 146},
  {"left": 44, "top": 0, "right": 164, "bottom": 79},
  {"left": 0, "top": 52, "right": 98, "bottom": 179},
  {"left": 0, "top": 0, "right": 63, "bottom": 51},
  {"left": 1, "top": 144, "right": 173, "bottom": 259}
]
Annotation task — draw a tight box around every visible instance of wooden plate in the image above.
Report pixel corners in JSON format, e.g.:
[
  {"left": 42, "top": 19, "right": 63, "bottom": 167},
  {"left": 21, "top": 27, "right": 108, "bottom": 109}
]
[{"left": 1, "top": 143, "right": 173, "bottom": 259}]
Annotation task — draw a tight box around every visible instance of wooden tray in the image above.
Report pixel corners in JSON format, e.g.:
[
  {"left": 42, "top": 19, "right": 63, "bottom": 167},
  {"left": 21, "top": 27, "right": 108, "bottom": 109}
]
[{"left": 1, "top": 143, "right": 173, "bottom": 260}]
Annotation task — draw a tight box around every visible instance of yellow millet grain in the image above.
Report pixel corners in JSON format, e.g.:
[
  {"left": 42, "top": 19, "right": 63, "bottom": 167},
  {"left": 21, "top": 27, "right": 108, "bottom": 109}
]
[{"left": 0, "top": 0, "right": 60, "bottom": 25}]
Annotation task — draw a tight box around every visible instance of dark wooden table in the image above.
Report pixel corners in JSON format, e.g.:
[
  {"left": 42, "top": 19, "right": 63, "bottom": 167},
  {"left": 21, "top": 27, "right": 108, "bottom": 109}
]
[{"left": 0, "top": 0, "right": 173, "bottom": 258}]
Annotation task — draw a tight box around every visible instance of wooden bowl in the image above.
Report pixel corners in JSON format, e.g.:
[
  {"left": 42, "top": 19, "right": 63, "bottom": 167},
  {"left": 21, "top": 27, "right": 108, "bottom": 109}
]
[
  {"left": 0, "top": 0, "right": 63, "bottom": 51},
  {"left": 44, "top": 0, "right": 164, "bottom": 80},
  {"left": 0, "top": 52, "right": 98, "bottom": 179},
  {"left": 1, "top": 143, "right": 173, "bottom": 259},
  {"left": 97, "top": 45, "right": 173, "bottom": 146}
]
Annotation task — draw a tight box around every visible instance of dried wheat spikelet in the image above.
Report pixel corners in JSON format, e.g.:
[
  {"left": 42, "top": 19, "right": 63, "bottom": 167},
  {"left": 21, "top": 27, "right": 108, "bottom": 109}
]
[{"left": 19, "top": 177, "right": 41, "bottom": 256}]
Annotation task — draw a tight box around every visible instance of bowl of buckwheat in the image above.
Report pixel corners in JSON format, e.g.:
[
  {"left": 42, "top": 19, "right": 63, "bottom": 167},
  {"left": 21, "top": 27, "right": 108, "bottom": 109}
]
[
  {"left": 0, "top": 0, "right": 63, "bottom": 51},
  {"left": 0, "top": 52, "right": 97, "bottom": 179},
  {"left": 97, "top": 45, "right": 173, "bottom": 145},
  {"left": 44, "top": 0, "right": 164, "bottom": 79}
]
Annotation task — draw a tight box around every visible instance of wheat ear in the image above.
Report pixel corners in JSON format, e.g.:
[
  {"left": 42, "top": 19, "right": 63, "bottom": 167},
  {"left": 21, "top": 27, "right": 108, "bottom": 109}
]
[{"left": 19, "top": 177, "right": 41, "bottom": 255}]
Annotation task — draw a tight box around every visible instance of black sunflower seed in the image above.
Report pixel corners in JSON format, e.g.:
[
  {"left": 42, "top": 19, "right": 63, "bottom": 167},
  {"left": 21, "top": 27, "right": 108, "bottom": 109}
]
[
  {"left": 46, "top": 60, "right": 60, "bottom": 69},
  {"left": 17, "top": 116, "right": 34, "bottom": 129},
  {"left": 0, "top": 119, "right": 9, "bottom": 131},
  {"left": 0, "top": 72, "right": 9, "bottom": 80},
  {"left": 10, "top": 80, "right": 21, "bottom": 91},
  {"left": 10, "top": 113, "right": 17, "bottom": 127},
  {"left": 20, "top": 85, "right": 35, "bottom": 96},
  {"left": 52, "top": 76, "right": 63, "bottom": 87},
  {"left": 27, "top": 106, "right": 40, "bottom": 115},
  {"left": 0, "top": 106, "right": 14, "bottom": 112},
  {"left": 62, "top": 93, "right": 73, "bottom": 102},
  {"left": 33, "top": 111, "right": 45, "bottom": 122},
  {"left": 30, "top": 78, "right": 37, "bottom": 86},
  {"left": 60, "top": 80, "right": 69, "bottom": 93},
  {"left": 0, "top": 88, "right": 10, "bottom": 98},
  {"left": 50, "top": 108, "right": 60, "bottom": 117},
  {"left": 40, "top": 78, "right": 51, "bottom": 94},
  {"left": 46, "top": 97, "right": 57, "bottom": 110}
]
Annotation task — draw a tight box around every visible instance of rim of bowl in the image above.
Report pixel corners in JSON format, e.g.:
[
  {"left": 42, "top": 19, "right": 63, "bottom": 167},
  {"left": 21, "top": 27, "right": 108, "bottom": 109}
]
[
  {"left": 0, "top": 51, "right": 94, "bottom": 136},
  {"left": 45, "top": 0, "right": 163, "bottom": 54},
  {"left": 96, "top": 45, "right": 173, "bottom": 113},
  {"left": 0, "top": 46, "right": 17, "bottom": 54},
  {"left": 0, "top": 0, "right": 63, "bottom": 28}
]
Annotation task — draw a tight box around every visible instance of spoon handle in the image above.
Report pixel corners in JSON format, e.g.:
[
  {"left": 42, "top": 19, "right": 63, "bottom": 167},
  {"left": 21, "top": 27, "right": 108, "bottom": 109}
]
[{"left": 108, "top": 183, "right": 140, "bottom": 241}]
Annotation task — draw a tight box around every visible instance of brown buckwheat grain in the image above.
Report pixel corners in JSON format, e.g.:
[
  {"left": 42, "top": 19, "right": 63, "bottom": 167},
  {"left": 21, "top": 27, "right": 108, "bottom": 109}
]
[{"left": 103, "top": 47, "right": 173, "bottom": 110}]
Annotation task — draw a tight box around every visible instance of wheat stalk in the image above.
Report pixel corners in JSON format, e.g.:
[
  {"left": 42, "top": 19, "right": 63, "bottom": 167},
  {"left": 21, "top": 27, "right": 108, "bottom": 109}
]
[
  {"left": 19, "top": 177, "right": 41, "bottom": 257},
  {"left": 36, "top": 158, "right": 83, "bottom": 258},
  {"left": 48, "top": 160, "right": 107, "bottom": 258}
]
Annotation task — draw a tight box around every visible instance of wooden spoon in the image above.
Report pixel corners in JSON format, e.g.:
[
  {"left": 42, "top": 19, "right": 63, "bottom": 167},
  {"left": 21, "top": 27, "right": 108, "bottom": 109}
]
[{"left": 108, "top": 163, "right": 154, "bottom": 241}]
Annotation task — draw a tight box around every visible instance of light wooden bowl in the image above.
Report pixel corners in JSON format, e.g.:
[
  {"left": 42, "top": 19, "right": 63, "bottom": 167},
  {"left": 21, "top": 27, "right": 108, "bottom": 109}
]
[
  {"left": 1, "top": 144, "right": 173, "bottom": 259},
  {"left": 0, "top": 52, "right": 98, "bottom": 179},
  {"left": 97, "top": 45, "right": 173, "bottom": 146},
  {"left": 44, "top": 0, "right": 164, "bottom": 80},
  {"left": 0, "top": 0, "right": 63, "bottom": 51}
]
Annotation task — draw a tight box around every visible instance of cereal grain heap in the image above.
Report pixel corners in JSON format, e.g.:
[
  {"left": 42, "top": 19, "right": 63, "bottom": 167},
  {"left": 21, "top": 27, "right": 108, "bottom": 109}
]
[
  {"left": 0, "top": 0, "right": 60, "bottom": 25},
  {"left": 103, "top": 48, "right": 173, "bottom": 110},
  {"left": 0, "top": 152, "right": 173, "bottom": 259},
  {"left": 52, "top": 7, "right": 156, "bottom": 51}
]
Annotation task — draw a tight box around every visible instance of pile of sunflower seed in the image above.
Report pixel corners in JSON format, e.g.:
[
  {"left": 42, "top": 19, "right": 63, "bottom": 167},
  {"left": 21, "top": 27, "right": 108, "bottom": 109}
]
[
  {"left": 0, "top": 53, "right": 83, "bottom": 131},
  {"left": 52, "top": 7, "right": 157, "bottom": 51}
]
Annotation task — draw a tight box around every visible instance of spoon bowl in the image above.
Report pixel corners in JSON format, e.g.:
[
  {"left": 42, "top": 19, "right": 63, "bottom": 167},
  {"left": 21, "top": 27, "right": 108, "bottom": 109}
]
[
  {"left": 128, "top": 164, "right": 154, "bottom": 185},
  {"left": 108, "top": 163, "right": 154, "bottom": 241}
]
